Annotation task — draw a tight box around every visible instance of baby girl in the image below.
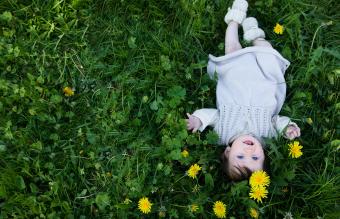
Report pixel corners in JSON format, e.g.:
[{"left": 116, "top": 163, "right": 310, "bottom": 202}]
[{"left": 186, "top": 0, "right": 301, "bottom": 181}]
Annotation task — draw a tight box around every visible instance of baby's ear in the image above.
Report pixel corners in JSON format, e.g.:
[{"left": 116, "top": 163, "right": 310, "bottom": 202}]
[{"left": 224, "top": 146, "right": 231, "bottom": 158}]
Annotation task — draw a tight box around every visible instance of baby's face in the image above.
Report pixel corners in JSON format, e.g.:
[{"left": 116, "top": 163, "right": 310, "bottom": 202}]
[{"left": 224, "top": 135, "right": 264, "bottom": 173}]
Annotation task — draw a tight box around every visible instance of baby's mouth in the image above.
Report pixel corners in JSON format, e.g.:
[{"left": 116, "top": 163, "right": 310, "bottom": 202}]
[{"left": 243, "top": 140, "right": 254, "bottom": 145}]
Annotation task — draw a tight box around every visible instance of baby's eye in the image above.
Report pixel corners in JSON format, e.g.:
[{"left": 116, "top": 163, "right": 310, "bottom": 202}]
[
  {"left": 236, "top": 155, "right": 244, "bottom": 159},
  {"left": 252, "top": 157, "right": 258, "bottom": 160}
]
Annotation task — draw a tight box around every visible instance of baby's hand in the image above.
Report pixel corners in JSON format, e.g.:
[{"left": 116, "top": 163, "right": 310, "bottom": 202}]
[
  {"left": 285, "top": 124, "right": 301, "bottom": 140},
  {"left": 185, "top": 113, "right": 202, "bottom": 133}
]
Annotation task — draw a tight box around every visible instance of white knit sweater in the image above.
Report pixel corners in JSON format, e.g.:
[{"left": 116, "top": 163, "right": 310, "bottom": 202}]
[{"left": 193, "top": 46, "right": 297, "bottom": 145}]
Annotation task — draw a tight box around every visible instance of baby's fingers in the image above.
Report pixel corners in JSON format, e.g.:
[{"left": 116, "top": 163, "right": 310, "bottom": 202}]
[
  {"left": 290, "top": 126, "right": 301, "bottom": 139},
  {"left": 294, "top": 130, "right": 300, "bottom": 138},
  {"left": 192, "top": 127, "right": 198, "bottom": 133},
  {"left": 185, "top": 119, "right": 192, "bottom": 130},
  {"left": 296, "top": 127, "right": 301, "bottom": 137},
  {"left": 187, "top": 122, "right": 193, "bottom": 128},
  {"left": 291, "top": 131, "right": 298, "bottom": 138},
  {"left": 287, "top": 134, "right": 294, "bottom": 140},
  {"left": 289, "top": 130, "right": 300, "bottom": 140},
  {"left": 286, "top": 131, "right": 294, "bottom": 140}
]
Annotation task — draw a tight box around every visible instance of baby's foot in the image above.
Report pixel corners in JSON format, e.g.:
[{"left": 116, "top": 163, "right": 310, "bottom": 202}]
[
  {"left": 224, "top": 0, "right": 248, "bottom": 25},
  {"left": 242, "top": 17, "right": 266, "bottom": 42}
]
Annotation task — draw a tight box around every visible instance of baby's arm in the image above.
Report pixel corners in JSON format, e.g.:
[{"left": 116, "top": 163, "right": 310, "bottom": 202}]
[
  {"left": 272, "top": 115, "right": 301, "bottom": 140},
  {"left": 186, "top": 109, "right": 219, "bottom": 133}
]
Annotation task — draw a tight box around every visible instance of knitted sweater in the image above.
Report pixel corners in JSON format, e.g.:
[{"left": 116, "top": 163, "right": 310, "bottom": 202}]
[{"left": 193, "top": 46, "right": 297, "bottom": 145}]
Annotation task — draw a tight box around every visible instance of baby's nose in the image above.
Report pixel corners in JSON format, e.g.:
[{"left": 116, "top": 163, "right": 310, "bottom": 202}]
[{"left": 244, "top": 145, "right": 255, "bottom": 152}]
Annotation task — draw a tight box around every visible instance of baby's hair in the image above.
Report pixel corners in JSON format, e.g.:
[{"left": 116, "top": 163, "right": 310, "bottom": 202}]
[{"left": 221, "top": 152, "right": 252, "bottom": 181}]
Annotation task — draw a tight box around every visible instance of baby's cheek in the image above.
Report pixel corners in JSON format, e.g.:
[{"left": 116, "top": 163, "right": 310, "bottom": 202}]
[{"left": 250, "top": 162, "right": 264, "bottom": 172}]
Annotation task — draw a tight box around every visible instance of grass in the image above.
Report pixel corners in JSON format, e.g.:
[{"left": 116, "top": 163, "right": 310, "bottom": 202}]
[{"left": 0, "top": 0, "right": 339, "bottom": 218}]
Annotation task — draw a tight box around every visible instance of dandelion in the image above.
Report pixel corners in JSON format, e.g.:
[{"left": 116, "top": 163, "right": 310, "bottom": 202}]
[
  {"left": 249, "top": 186, "right": 268, "bottom": 203},
  {"left": 213, "top": 201, "right": 227, "bottom": 218},
  {"left": 283, "top": 212, "right": 294, "bottom": 219},
  {"left": 273, "top": 23, "right": 284, "bottom": 34},
  {"left": 192, "top": 184, "right": 200, "bottom": 193},
  {"left": 249, "top": 170, "right": 270, "bottom": 188},
  {"left": 306, "top": 117, "right": 313, "bottom": 125},
  {"left": 189, "top": 204, "right": 199, "bottom": 213},
  {"left": 123, "top": 198, "right": 132, "bottom": 205},
  {"left": 63, "top": 86, "right": 74, "bottom": 96},
  {"left": 158, "top": 206, "right": 166, "bottom": 217},
  {"left": 249, "top": 208, "right": 259, "bottom": 218},
  {"left": 138, "top": 197, "right": 152, "bottom": 214},
  {"left": 142, "top": 95, "right": 149, "bottom": 103},
  {"left": 282, "top": 187, "right": 289, "bottom": 193},
  {"left": 288, "top": 141, "right": 303, "bottom": 158},
  {"left": 158, "top": 211, "right": 166, "bottom": 217},
  {"left": 187, "top": 164, "right": 201, "bottom": 179},
  {"left": 158, "top": 210, "right": 166, "bottom": 217},
  {"left": 181, "top": 149, "right": 189, "bottom": 158}
]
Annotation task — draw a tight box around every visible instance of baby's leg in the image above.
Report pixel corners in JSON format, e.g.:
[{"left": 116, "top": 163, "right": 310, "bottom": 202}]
[
  {"left": 223, "top": 0, "right": 248, "bottom": 54},
  {"left": 225, "top": 21, "right": 242, "bottom": 54}
]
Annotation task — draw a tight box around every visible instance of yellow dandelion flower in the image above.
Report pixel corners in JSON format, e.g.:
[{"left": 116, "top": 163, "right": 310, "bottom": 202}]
[
  {"left": 249, "top": 208, "right": 259, "bottom": 218},
  {"left": 181, "top": 149, "right": 189, "bottom": 158},
  {"left": 213, "top": 201, "right": 227, "bottom": 218},
  {"left": 189, "top": 204, "right": 199, "bottom": 213},
  {"left": 249, "top": 185, "right": 268, "bottom": 203},
  {"left": 63, "top": 86, "right": 74, "bottom": 96},
  {"left": 187, "top": 164, "right": 201, "bottom": 179},
  {"left": 249, "top": 170, "right": 270, "bottom": 188},
  {"left": 273, "top": 23, "right": 284, "bottom": 35},
  {"left": 288, "top": 141, "right": 303, "bottom": 158},
  {"left": 138, "top": 197, "right": 152, "bottom": 214}
]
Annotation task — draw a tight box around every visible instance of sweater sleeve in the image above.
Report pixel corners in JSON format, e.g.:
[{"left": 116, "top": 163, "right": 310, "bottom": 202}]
[
  {"left": 274, "top": 82, "right": 286, "bottom": 115},
  {"left": 272, "top": 115, "right": 298, "bottom": 138},
  {"left": 207, "top": 60, "right": 218, "bottom": 80},
  {"left": 192, "top": 108, "right": 219, "bottom": 132}
]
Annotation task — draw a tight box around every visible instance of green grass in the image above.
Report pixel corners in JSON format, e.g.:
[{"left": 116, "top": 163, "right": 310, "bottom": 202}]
[{"left": 0, "top": 0, "right": 339, "bottom": 218}]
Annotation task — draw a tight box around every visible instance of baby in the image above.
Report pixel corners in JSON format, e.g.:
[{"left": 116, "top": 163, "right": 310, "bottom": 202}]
[{"left": 186, "top": 0, "right": 301, "bottom": 181}]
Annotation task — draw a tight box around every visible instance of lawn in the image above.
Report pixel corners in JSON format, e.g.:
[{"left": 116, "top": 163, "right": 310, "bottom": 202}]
[{"left": 0, "top": 0, "right": 339, "bottom": 218}]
